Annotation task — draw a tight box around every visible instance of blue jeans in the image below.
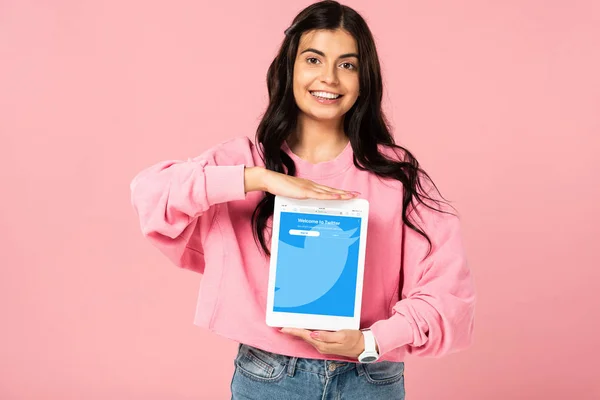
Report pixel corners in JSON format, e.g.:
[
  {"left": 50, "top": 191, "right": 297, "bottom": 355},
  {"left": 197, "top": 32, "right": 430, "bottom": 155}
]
[{"left": 230, "top": 343, "right": 405, "bottom": 399}]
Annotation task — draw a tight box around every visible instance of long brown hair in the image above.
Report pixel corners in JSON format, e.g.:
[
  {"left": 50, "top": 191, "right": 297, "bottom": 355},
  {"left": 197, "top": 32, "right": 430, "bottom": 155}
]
[{"left": 252, "top": 1, "right": 452, "bottom": 260}]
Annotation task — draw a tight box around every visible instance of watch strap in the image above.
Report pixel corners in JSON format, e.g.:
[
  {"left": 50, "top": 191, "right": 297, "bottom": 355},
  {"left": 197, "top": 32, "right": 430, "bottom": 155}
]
[{"left": 362, "top": 329, "right": 377, "bottom": 354}]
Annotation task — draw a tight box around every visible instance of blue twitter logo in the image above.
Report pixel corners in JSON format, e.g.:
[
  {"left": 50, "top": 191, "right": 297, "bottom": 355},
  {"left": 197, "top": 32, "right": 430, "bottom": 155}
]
[{"left": 274, "top": 223, "right": 359, "bottom": 308}]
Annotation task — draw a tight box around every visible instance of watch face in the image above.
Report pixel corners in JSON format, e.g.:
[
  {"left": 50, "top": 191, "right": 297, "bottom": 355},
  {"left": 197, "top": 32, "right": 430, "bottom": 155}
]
[{"left": 361, "top": 355, "right": 377, "bottom": 363}]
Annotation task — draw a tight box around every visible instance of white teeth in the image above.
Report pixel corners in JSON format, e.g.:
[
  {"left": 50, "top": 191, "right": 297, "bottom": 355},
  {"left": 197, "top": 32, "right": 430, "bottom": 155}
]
[{"left": 311, "top": 91, "right": 341, "bottom": 99}]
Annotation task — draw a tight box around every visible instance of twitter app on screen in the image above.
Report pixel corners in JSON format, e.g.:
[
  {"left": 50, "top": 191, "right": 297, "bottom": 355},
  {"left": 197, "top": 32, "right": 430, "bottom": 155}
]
[{"left": 273, "top": 209, "right": 362, "bottom": 317}]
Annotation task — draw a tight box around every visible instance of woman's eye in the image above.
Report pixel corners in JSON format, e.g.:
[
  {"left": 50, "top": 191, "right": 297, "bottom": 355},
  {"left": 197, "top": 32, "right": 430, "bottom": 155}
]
[{"left": 305, "top": 58, "right": 356, "bottom": 70}]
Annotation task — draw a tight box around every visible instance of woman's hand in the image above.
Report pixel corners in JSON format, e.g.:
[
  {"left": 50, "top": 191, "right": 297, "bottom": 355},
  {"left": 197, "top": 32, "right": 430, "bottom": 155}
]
[
  {"left": 279, "top": 328, "right": 371, "bottom": 359},
  {"left": 245, "top": 167, "right": 359, "bottom": 200}
]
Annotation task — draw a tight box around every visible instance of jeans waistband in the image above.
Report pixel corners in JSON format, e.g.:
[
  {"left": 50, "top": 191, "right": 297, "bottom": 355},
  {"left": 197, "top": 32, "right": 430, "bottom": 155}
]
[{"left": 238, "top": 343, "right": 370, "bottom": 378}]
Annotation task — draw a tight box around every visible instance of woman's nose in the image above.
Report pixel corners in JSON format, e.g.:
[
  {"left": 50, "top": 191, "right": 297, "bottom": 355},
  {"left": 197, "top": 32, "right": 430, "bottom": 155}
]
[{"left": 320, "top": 64, "right": 339, "bottom": 85}]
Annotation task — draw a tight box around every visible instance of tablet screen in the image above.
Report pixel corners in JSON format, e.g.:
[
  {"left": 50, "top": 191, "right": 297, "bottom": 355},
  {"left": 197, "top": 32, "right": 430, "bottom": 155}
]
[{"left": 273, "top": 204, "right": 363, "bottom": 318}]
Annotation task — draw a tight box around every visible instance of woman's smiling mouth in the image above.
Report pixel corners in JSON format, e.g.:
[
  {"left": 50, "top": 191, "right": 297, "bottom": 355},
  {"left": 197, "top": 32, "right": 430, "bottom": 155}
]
[{"left": 309, "top": 91, "right": 344, "bottom": 104}]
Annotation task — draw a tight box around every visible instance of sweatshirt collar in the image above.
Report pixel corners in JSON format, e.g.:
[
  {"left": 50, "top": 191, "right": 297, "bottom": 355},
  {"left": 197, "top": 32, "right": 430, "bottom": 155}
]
[{"left": 281, "top": 139, "right": 354, "bottom": 179}]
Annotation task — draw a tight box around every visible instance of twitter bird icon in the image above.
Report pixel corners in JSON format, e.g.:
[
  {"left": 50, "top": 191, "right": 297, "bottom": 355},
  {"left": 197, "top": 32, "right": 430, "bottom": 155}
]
[{"left": 274, "top": 224, "right": 359, "bottom": 308}]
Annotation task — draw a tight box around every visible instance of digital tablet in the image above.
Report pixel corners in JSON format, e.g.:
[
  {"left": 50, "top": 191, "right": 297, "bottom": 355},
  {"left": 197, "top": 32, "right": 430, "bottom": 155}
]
[{"left": 265, "top": 195, "right": 370, "bottom": 331}]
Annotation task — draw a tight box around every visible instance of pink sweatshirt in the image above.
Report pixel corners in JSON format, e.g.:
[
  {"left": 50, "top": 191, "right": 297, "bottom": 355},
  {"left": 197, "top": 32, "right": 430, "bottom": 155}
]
[{"left": 130, "top": 136, "right": 475, "bottom": 362}]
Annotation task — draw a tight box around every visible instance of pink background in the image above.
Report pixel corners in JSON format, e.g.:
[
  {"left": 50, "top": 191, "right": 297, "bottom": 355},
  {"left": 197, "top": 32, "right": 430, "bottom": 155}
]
[{"left": 1, "top": 1, "right": 599, "bottom": 399}]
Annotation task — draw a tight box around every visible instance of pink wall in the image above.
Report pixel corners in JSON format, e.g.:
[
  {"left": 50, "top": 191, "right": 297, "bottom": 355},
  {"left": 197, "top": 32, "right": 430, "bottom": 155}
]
[{"left": 1, "top": 1, "right": 599, "bottom": 398}]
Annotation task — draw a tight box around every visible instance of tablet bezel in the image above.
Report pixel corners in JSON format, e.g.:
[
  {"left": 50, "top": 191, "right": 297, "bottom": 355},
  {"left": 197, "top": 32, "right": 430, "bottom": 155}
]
[{"left": 265, "top": 195, "right": 370, "bottom": 331}]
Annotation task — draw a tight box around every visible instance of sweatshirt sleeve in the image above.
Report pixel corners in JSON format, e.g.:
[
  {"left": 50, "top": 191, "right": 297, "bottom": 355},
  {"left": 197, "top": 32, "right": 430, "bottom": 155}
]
[
  {"left": 368, "top": 179, "right": 476, "bottom": 358},
  {"left": 129, "top": 136, "right": 255, "bottom": 273}
]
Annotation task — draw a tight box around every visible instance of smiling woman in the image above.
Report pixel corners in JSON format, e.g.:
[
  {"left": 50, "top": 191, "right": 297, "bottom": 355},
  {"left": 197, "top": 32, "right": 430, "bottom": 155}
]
[
  {"left": 293, "top": 29, "right": 360, "bottom": 115},
  {"left": 130, "top": 1, "right": 475, "bottom": 399}
]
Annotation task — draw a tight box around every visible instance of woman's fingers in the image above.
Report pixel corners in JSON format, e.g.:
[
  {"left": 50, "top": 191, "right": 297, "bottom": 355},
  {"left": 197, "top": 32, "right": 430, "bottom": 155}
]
[
  {"left": 267, "top": 173, "right": 359, "bottom": 200},
  {"left": 306, "top": 188, "right": 342, "bottom": 199},
  {"left": 306, "top": 186, "right": 357, "bottom": 200},
  {"left": 314, "top": 192, "right": 342, "bottom": 200},
  {"left": 313, "top": 183, "right": 353, "bottom": 195}
]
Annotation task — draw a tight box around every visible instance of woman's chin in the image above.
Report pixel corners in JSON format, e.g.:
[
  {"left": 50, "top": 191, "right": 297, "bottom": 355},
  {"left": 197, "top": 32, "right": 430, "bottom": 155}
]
[{"left": 300, "top": 109, "right": 345, "bottom": 122}]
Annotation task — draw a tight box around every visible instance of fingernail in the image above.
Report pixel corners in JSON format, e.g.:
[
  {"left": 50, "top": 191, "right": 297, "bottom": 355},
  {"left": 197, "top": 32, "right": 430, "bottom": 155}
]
[{"left": 310, "top": 331, "right": 319, "bottom": 338}]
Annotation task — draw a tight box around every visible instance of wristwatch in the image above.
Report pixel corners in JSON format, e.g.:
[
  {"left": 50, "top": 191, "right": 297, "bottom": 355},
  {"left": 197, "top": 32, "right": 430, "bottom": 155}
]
[{"left": 358, "top": 329, "right": 380, "bottom": 363}]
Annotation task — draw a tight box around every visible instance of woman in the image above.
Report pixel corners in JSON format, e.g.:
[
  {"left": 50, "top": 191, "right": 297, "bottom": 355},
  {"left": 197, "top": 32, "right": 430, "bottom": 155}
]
[{"left": 130, "top": 1, "right": 475, "bottom": 398}]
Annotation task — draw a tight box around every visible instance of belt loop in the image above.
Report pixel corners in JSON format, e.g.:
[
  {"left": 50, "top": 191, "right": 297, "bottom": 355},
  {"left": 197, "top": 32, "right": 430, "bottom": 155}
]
[
  {"left": 355, "top": 362, "right": 365, "bottom": 376},
  {"left": 287, "top": 356, "right": 298, "bottom": 377}
]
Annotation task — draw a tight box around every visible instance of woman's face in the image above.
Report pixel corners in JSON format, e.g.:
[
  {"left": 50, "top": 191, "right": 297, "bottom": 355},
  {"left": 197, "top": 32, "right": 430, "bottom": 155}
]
[{"left": 292, "top": 29, "right": 360, "bottom": 124}]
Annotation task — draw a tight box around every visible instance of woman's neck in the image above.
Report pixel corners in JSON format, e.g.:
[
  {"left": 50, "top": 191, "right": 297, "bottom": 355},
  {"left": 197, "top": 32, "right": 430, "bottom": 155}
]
[{"left": 287, "top": 115, "right": 349, "bottom": 164}]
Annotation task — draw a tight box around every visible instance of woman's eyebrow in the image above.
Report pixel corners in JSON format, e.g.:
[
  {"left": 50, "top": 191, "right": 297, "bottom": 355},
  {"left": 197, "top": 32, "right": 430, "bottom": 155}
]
[{"left": 300, "top": 48, "right": 359, "bottom": 59}]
